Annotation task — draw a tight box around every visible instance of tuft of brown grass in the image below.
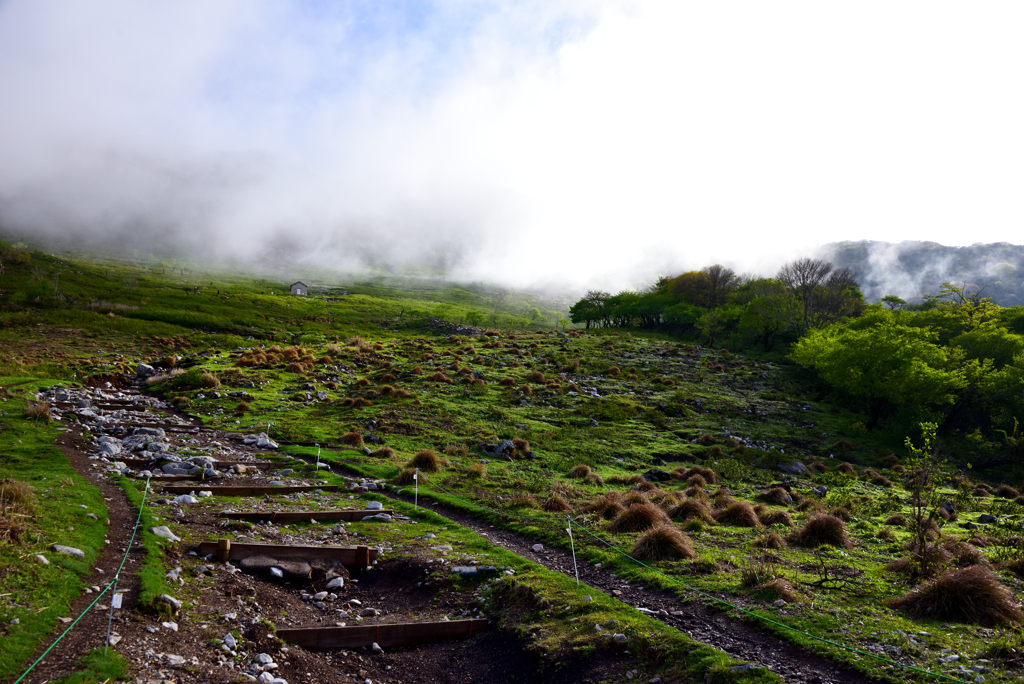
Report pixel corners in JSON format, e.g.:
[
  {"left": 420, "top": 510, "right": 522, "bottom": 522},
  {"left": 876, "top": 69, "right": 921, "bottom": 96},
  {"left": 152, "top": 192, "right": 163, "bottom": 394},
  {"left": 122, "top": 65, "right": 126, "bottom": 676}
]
[
  {"left": 512, "top": 438, "right": 530, "bottom": 453},
  {"left": 407, "top": 450, "right": 442, "bottom": 473},
  {"left": 995, "top": 484, "right": 1021, "bottom": 499},
  {"left": 584, "top": 492, "right": 626, "bottom": 520},
  {"left": 426, "top": 372, "right": 453, "bottom": 384},
  {"left": 525, "top": 370, "right": 546, "bottom": 384},
  {"left": 755, "top": 530, "right": 788, "bottom": 549},
  {"left": 884, "top": 513, "right": 907, "bottom": 526},
  {"left": 339, "top": 432, "right": 364, "bottom": 447},
  {"left": 790, "top": 515, "right": 852, "bottom": 548},
  {"left": 567, "top": 464, "right": 592, "bottom": 479},
  {"left": 697, "top": 433, "right": 716, "bottom": 446},
  {"left": 467, "top": 463, "right": 487, "bottom": 479},
  {"left": 623, "top": 490, "right": 652, "bottom": 507},
  {"left": 876, "top": 527, "right": 895, "bottom": 541},
  {"left": 758, "top": 510, "right": 793, "bottom": 527},
  {"left": 586, "top": 472, "right": 604, "bottom": 485},
  {"left": 233, "top": 402, "right": 251, "bottom": 415},
  {"left": 712, "top": 487, "right": 735, "bottom": 509},
  {"left": 712, "top": 502, "right": 760, "bottom": 527},
  {"left": 395, "top": 469, "right": 417, "bottom": 485},
  {"left": 607, "top": 474, "right": 644, "bottom": 486},
  {"left": 370, "top": 447, "right": 396, "bottom": 459},
  {"left": 607, "top": 503, "right": 670, "bottom": 533},
  {"left": 607, "top": 365, "right": 622, "bottom": 376},
  {"left": 887, "top": 566, "right": 1022, "bottom": 626},
  {"left": 668, "top": 498, "right": 714, "bottom": 524},
  {"left": 686, "top": 474, "right": 707, "bottom": 488},
  {"left": 630, "top": 525, "right": 695, "bottom": 561},
  {"left": 509, "top": 493, "right": 538, "bottom": 508},
  {"left": 836, "top": 462, "right": 856, "bottom": 475},
  {"left": 542, "top": 493, "right": 572, "bottom": 512},
  {"left": 285, "top": 362, "right": 307, "bottom": 374},
  {"left": 757, "top": 578, "right": 800, "bottom": 603},
  {"left": 25, "top": 401, "right": 52, "bottom": 421},
  {"left": 0, "top": 479, "right": 35, "bottom": 543},
  {"left": 673, "top": 466, "right": 717, "bottom": 484},
  {"left": 759, "top": 487, "right": 793, "bottom": 506}
]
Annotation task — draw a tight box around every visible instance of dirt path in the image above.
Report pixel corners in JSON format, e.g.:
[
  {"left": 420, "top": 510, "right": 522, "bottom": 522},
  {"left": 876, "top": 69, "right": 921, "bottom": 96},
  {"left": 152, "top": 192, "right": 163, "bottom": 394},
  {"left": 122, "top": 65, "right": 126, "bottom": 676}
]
[
  {"left": 15, "top": 431, "right": 145, "bottom": 684},
  {"left": 314, "top": 462, "right": 885, "bottom": 684}
]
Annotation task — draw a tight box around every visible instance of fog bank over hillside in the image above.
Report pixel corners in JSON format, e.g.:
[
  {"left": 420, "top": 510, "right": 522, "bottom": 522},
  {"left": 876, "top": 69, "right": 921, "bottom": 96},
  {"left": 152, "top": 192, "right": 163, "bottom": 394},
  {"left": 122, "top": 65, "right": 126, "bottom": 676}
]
[
  {"left": 4, "top": 2, "right": 1024, "bottom": 288},
  {"left": 818, "top": 241, "right": 1024, "bottom": 306}
]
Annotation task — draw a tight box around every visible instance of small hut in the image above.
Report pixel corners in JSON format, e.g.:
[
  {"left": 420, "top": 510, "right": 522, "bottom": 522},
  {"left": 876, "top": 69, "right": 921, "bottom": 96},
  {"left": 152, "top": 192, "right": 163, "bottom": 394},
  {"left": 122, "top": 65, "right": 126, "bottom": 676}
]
[{"left": 290, "top": 281, "right": 308, "bottom": 296}]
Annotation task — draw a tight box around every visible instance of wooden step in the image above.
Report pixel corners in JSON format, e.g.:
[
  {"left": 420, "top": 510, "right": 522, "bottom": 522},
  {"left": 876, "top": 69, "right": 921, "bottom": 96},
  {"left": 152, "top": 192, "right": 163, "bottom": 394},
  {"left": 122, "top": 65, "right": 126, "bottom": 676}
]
[
  {"left": 221, "top": 509, "right": 394, "bottom": 523},
  {"left": 198, "top": 539, "right": 377, "bottom": 566},
  {"left": 161, "top": 484, "right": 338, "bottom": 496},
  {"left": 277, "top": 619, "right": 490, "bottom": 650}
]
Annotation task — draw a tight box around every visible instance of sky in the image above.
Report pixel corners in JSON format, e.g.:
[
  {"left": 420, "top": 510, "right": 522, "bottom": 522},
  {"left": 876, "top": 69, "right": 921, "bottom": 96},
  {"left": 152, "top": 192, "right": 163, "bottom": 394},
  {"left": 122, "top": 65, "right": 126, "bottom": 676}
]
[{"left": 1, "top": 1, "right": 1023, "bottom": 288}]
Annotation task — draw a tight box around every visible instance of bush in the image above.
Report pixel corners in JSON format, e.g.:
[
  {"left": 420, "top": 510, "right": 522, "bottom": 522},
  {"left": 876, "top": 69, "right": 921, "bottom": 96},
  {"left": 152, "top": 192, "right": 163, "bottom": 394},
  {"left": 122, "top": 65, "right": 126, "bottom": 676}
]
[
  {"left": 630, "top": 525, "right": 695, "bottom": 561},
  {"left": 712, "top": 502, "right": 760, "bottom": 527},
  {"left": 790, "top": 515, "right": 852, "bottom": 548},
  {"left": 0, "top": 479, "right": 35, "bottom": 542},
  {"left": 586, "top": 472, "right": 604, "bottom": 485},
  {"left": 887, "top": 566, "right": 1022, "bottom": 626},
  {"left": 407, "top": 450, "right": 442, "bottom": 473},
  {"left": 584, "top": 492, "right": 626, "bottom": 519},
  {"left": 165, "top": 367, "right": 220, "bottom": 390},
  {"left": 607, "top": 503, "right": 670, "bottom": 533}
]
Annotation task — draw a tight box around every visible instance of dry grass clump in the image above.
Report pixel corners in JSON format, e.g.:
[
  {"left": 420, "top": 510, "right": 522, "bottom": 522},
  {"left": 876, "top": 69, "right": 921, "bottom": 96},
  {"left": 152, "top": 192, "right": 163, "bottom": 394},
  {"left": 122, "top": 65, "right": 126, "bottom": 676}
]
[
  {"left": 339, "top": 432, "right": 364, "bottom": 447},
  {"left": 0, "top": 479, "right": 35, "bottom": 542},
  {"left": 712, "top": 487, "right": 735, "bottom": 509},
  {"left": 525, "top": 370, "right": 546, "bottom": 384},
  {"left": 586, "top": 472, "right": 605, "bottom": 485},
  {"left": 697, "top": 433, "right": 716, "bottom": 446},
  {"left": 795, "top": 499, "right": 824, "bottom": 513},
  {"left": 807, "top": 461, "right": 828, "bottom": 473},
  {"left": 406, "top": 450, "right": 442, "bottom": 473},
  {"left": 836, "top": 462, "right": 856, "bottom": 475},
  {"left": 712, "top": 502, "right": 760, "bottom": 527},
  {"left": 672, "top": 466, "right": 717, "bottom": 484},
  {"left": 607, "top": 475, "right": 644, "bottom": 486},
  {"left": 685, "top": 474, "right": 707, "bottom": 488},
  {"left": 758, "top": 510, "right": 793, "bottom": 528},
  {"left": 509, "top": 493, "right": 539, "bottom": 508},
  {"left": 395, "top": 468, "right": 417, "bottom": 485},
  {"left": 512, "top": 438, "right": 530, "bottom": 453},
  {"left": 498, "top": 377, "right": 516, "bottom": 387},
  {"left": 828, "top": 507, "right": 852, "bottom": 521},
  {"left": 790, "top": 515, "right": 852, "bottom": 548},
  {"left": 623, "top": 490, "right": 652, "bottom": 507},
  {"left": 887, "top": 566, "right": 1022, "bottom": 626},
  {"left": 25, "top": 401, "right": 52, "bottom": 421},
  {"left": 632, "top": 480, "right": 658, "bottom": 493},
  {"left": 945, "top": 540, "right": 987, "bottom": 567},
  {"left": 756, "top": 577, "right": 800, "bottom": 603},
  {"left": 870, "top": 474, "right": 894, "bottom": 487},
  {"left": 370, "top": 447, "right": 396, "bottom": 459},
  {"left": 233, "top": 402, "right": 251, "bottom": 415},
  {"left": 425, "top": 372, "right": 453, "bottom": 383},
  {"left": 755, "top": 530, "right": 788, "bottom": 549},
  {"left": 630, "top": 525, "right": 695, "bottom": 561},
  {"left": 884, "top": 513, "right": 907, "bottom": 527},
  {"left": 584, "top": 491, "right": 626, "bottom": 520},
  {"left": 876, "top": 527, "right": 895, "bottom": 541},
  {"left": 668, "top": 498, "right": 714, "bottom": 524},
  {"left": 607, "top": 503, "right": 670, "bottom": 532},
  {"left": 542, "top": 493, "right": 572, "bottom": 512},
  {"left": 759, "top": 487, "right": 793, "bottom": 506},
  {"left": 467, "top": 463, "right": 487, "bottom": 479},
  {"left": 567, "top": 465, "right": 592, "bottom": 479},
  {"left": 995, "top": 484, "right": 1021, "bottom": 499},
  {"left": 606, "top": 365, "right": 622, "bottom": 376}
]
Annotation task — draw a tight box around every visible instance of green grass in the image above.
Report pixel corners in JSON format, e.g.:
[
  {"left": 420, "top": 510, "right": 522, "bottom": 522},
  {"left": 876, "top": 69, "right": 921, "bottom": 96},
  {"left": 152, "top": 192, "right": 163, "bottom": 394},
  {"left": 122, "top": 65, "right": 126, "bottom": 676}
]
[
  {"left": 0, "top": 379, "right": 110, "bottom": 680},
  {"left": 52, "top": 648, "right": 130, "bottom": 683}
]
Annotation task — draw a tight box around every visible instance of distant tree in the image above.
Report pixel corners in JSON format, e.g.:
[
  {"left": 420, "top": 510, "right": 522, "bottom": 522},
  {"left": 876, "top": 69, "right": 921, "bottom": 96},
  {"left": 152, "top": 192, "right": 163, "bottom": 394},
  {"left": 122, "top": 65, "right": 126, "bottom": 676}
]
[
  {"left": 701, "top": 264, "right": 739, "bottom": 307},
  {"left": 666, "top": 271, "right": 714, "bottom": 308},
  {"left": 736, "top": 278, "right": 798, "bottom": 351},
  {"left": 925, "top": 282, "right": 999, "bottom": 331},
  {"left": 557, "top": 317, "right": 569, "bottom": 331},
  {"left": 881, "top": 294, "right": 907, "bottom": 310},
  {"left": 465, "top": 310, "right": 486, "bottom": 326},
  {"left": 648, "top": 275, "right": 673, "bottom": 293},
  {"left": 777, "top": 258, "right": 863, "bottom": 333},
  {"left": 529, "top": 307, "right": 542, "bottom": 321},
  {"left": 569, "top": 290, "right": 611, "bottom": 329}
]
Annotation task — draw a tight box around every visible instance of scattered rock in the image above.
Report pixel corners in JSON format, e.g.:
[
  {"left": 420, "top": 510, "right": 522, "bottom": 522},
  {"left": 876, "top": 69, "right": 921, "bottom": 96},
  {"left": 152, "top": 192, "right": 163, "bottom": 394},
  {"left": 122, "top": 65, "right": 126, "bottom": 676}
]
[
  {"left": 52, "top": 544, "right": 85, "bottom": 558},
  {"left": 531, "top": 544, "right": 544, "bottom": 553},
  {"left": 777, "top": 461, "right": 808, "bottom": 476},
  {"left": 327, "top": 577, "right": 345, "bottom": 589},
  {"left": 162, "top": 621, "right": 178, "bottom": 631},
  {"left": 36, "top": 555, "right": 49, "bottom": 565},
  {"left": 365, "top": 501, "right": 384, "bottom": 511},
  {"left": 979, "top": 514, "right": 997, "bottom": 524},
  {"left": 371, "top": 642, "right": 384, "bottom": 655},
  {"left": 150, "top": 526, "right": 181, "bottom": 542},
  {"left": 361, "top": 513, "right": 392, "bottom": 522},
  {"left": 642, "top": 469, "right": 671, "bottom": 482},
  {"left": 613, "top": 633, "right": 627, "bottom": 644},
  {"left": 157, "top": 594, "right": 182, "bottom": 611}
]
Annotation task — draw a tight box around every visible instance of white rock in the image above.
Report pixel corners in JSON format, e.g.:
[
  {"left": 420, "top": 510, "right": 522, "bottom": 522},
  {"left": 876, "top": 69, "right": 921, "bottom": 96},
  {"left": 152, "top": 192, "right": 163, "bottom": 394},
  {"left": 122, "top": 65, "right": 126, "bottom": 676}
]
[
  {"left": 36, "top": 555, "right": 49, "bottom": 565},
  {"left": 313, "top": 591, "right": 328, "bottom": 600},
  {"left": 165, "top": 654, "right": 185, "bottom": 666},
  {"left": 150, "top": 526, "right": 181, "bottom": 542},
  {"left": 371, "top": 642, "right": 383, "bottom": 655},
  {"left": 172, "top": 495, "right": 197, "bottom": 505},
  {"left": 52, "top": 544, "right": 85, "bottom": 558},
  {"left": 365, "top": 501, "right": 384, "bottom": 511},
  {"left": 613, "top": 633, "right": 627, "bottom": 644},
  {"left": 162, "top": 621, "right": 178, "bottom": 631},
  {"left": 256, "top": 653, "right": 275, "bottom": 665},
  {"left": 531, "top": 544, "right": 544, "bottom": 553},
  {"left": 257, "top": 673, "right": 275, "bottom": 684},
  {"left": 327, "top": 577, "right": 344, "bottom": 589},
  {"left": 270, "top": 567, "right": 284, "bottom": 578},
  {"left": 157, "top": 594, "right": 182, "bottom": 610},
  {"left": 197, "top": 490, "right": 213, "bottom": 498},
  {"left": 224, "top": 633, "right": 237, "bottom": 649}
]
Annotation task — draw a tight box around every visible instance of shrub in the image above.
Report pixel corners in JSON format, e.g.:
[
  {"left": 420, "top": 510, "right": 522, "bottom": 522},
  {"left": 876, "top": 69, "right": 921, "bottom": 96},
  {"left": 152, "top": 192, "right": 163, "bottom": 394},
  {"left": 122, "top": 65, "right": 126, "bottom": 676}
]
[
  {"left": 795, "top": 499, "right": 824, "bottom": 513},
  {"left": 631, "top": 525, "right": 695, "bottom": 561},
  {"left": 467, "top": 463, "right": 487, "bottom": 479},
  {"left": 623, "top": 490, "right": 652, "bottom": 507},
  {"left": 712, "top": 487, "right": 735, "bottom": 509},
  {"left": 166, "top": 367, "right": 220, "bottom": 390},
  {"left": 887, "top": 566, "right": 1022, "bottom": 626},
  {"left": 380, "top": 373, "right": 397, "bottom": 383},
  {"left": 339, "top": 432, "right": 364, "bottom": 447},
  {"left": 498, "top": 377, "right": 516, "bottom": 387},
  {"left": 876, "top": 527, "right": 895, "bottom": 541},
  {"left": 607, "top": 503, "right": 670, "bottom": 533},
  {"left": 712, "top": 502, "right": 760, "bottom": 527},
  {"left": 25, "top": 401, "right": 51, "bottom": 421},
  {"left": 828, "top": 507, "right": 852, "bottom": 521},
  {"left": 369, "top": 447, "right": 395, "bottom": 459},
  {"left": 567, "top": 465, "right": 592, "bottom": 479},
  {"left": 668, "top": 498, "right": 714, "bottom": 525},
  {"left": 790, "top": 515, "right": 852, "bottom": 548},
  {"left": 542, "top": 493, "right": 572, "bottom": 512},
  {"left": 686, "top": 474, "right": 707, "bottom": 488},
  {"left": 407, "top": 450, "right": 441, "bottom": 473},
  {"left": 871, "top": 474, "right": 894, "bottom": 487}
]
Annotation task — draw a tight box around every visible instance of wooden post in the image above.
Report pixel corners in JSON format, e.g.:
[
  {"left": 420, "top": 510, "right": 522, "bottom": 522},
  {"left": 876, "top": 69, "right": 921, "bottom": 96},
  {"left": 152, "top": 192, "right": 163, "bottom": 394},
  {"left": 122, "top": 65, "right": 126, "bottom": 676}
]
[
  {"left": 217, "top": 538, "right": 231, "bottom": 563},
  {"left": 357, "top": 545, "right": 370, "bottom": 567}
]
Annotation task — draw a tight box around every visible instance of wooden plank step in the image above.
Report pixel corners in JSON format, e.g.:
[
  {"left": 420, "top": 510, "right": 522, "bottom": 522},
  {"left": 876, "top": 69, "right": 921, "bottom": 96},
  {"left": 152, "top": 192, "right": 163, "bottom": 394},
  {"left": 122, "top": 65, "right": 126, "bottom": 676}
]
[
  {"left": 276, "top": 619, "right": 490, "bottom": 650},
  {"left": 221, "top": 509, "right": 394, "bottom": 522},
  {"left": 161, "top": 484, "right": 338, "bottom": 495},
  {"left": 198, "top": 539, "right": 377, "bottom": 565}
]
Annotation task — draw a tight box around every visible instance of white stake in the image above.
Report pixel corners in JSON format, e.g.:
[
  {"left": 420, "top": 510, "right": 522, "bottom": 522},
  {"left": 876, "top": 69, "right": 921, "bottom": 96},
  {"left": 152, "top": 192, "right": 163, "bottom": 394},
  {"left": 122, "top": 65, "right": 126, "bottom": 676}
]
[
  {"left": 316, "top": 443, "right": 320, "bottom": 470},
  {"left": 414, "top": 469, "right": 419, "bottom": 510},
  {"left": 566, "top": 517, "right": 579, "bottom": 585}
]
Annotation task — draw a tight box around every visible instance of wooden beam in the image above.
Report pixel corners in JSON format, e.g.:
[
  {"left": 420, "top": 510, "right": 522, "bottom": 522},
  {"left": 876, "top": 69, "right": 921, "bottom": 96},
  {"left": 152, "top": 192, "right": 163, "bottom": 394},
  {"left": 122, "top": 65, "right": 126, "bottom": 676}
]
[
  {"left": 198, "top": 539, "right": 377, "bottom": 565},
  {"left": 277, "top": 619, "right": 490, "bottom": 650},
  {"left": 121, "top": 459, "right": 274, "bottom": 469},
  {"left": 161, "top": 485, "right": 338, "bottom": 495},
  {"left": 221, "top": 510, "right": 394, "bottom": 523}
]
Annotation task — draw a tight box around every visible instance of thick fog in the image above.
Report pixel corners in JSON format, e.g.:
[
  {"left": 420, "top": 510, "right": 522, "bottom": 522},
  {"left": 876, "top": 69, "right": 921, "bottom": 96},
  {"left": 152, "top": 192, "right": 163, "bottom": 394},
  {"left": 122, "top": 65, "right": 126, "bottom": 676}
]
[{"left": 2, "top": 1, "right": 1024, "bottom": 289}]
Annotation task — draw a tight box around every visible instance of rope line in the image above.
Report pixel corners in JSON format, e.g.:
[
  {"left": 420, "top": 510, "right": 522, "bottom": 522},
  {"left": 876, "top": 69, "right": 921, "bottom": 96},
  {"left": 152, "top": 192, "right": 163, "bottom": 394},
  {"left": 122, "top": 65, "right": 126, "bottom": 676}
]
[
  {"left": 399, "top": 470, "right": 970, "bottom": 684},
  {"left": 12, "top": 477, "right": 151, "bottom": 684}
]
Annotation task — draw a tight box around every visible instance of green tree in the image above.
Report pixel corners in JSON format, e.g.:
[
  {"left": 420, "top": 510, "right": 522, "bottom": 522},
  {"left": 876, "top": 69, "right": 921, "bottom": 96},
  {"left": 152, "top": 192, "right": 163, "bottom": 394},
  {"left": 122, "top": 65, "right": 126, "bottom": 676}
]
[{"left": 791, "top": 313, "right": 965, "bottom": 428}]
